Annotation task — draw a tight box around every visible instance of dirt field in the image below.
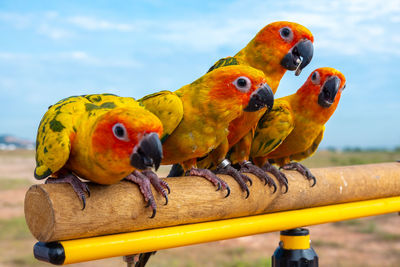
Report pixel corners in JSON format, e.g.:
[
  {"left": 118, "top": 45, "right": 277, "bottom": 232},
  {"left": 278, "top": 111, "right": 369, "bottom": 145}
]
[{"left": 0, "top": 149, "right": 399, "bottom": 267}]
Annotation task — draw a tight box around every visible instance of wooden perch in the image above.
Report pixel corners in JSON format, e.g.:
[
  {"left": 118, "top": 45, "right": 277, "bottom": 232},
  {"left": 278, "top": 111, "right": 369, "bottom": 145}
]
[{"left": 25, "top": 162, "right": 400, "bottom": 242}]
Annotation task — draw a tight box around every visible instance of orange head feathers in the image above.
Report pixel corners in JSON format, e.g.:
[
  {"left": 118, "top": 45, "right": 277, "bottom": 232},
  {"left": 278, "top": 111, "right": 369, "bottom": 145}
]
[
  {"left": 237, "top": 21, "right": 314, "bottom": 91},
  {"left": 296, "top": 67, "right": 346, "bottom": 123},
  {"left": 91, "top": 107, "right": 163, "bottom": 172},
  {"left": 190, "top": 65, "right": 275, "bottom": 114}
]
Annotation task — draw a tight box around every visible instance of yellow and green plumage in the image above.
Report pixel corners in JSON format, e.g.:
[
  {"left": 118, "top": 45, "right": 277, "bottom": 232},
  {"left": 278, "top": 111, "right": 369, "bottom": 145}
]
[
  {"left": 197, "top": 21, "right": 314, "bottom": 170},
  {"left": 251, "top": 67, "right": 346, "bottom": 168},
  {"left": 139, "top": 65, "right": 269, "bottom": 171},
  {"left": 139, "top": 91, "right": 183, "bottom": 144},
  {"left": 35, "top": 94, "right": 163, "bottom": 185}
]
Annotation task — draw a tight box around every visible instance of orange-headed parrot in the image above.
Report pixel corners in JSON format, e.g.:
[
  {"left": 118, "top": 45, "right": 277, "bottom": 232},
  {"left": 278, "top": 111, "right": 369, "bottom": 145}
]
[
  {"left": 250, "top": 67, "right": 346, "bottom": 185},
  {"left": 140, "top": 65, "right": 274, "bottom": 198},
  {"left": 35, "top": 94, "right": 167, "bottom": 217},
  {"left": 188, "top": 21, "right": 314, "bottom": 194}
]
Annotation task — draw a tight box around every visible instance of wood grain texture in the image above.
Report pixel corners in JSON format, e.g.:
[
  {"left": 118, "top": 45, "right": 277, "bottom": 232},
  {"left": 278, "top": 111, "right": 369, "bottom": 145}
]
[{"left": 24, "top": 162, "right": 400, "bottom": 242}]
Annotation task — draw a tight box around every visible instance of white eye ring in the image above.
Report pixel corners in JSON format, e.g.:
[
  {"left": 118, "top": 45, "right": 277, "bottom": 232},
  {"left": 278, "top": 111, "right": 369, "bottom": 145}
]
[
  {"left": 233, "top": 76, "right": 252, "bottom": 93},
  {"left": 112, "top": 123, "right": 130, "bottom": 142},
  {"left": 311, "top": 71, "right": 320, "bottom": 85},
  {"left": 279, "top": 27, "right": 294, "bottom": 42}
]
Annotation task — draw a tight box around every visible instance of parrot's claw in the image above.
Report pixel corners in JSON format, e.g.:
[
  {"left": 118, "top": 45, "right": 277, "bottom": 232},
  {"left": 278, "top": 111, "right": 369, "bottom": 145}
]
[
  {"left": 125, "top": 171, "right": 159, "bottom": 218},
  {"left": 261, "top": 162, "right": 289, "bottom": 193},
  {"left": 281, "top": 162, "right": 316, "bottom": 187},
  {"left": 240, "top": 161, "right": 277, "bottom": 193},
  {"left": 141, "top": 170, "right": 170, "bottom": 205},
  {"left": 45, "top": 173, "right": 90, "bottom": 210},
  {"left": 215, "top": 164, "right": 251, "bottom": 199},
  {"left": 148, "top": 201, "right": 156, "bottom": 219},
  {"left": 188, "top": 168, "right": 231, "bottom": 198}
]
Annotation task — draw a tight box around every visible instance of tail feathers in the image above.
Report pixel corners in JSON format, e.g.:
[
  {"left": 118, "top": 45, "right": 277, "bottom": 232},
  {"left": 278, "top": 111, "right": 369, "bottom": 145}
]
[{"left": 34, "top": 166, "right": 52, "bottom": 180}]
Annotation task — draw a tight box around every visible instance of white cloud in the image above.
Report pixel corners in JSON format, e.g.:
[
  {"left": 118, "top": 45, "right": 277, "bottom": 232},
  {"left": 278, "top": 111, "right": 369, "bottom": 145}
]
[
  {"left": 0, "top": 12, "right": 33, "bottom": 29},
  {"left": 67, "top": 16, "right": 134, "bottom": 31},
  {"left": 37, "top": 23, "right": 74, "bottom": 39},
  {"left": 116, "top": 0, "right": 397, "bottom": 57},
  {"left": 0, "top": 51, "right": 141, "bottom": 68},
  {"left": 57, "top": 51, "right": 141, "bottom": 67}
]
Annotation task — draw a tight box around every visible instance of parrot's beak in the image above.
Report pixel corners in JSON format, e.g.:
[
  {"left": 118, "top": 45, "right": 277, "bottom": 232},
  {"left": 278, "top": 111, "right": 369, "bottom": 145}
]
[
  {"left": 130, "top": 132, "right": 163, "bottom": 171},
  {"left": 318, "top": 76, "right": 341, "bottom": 108},
  {"left": 243, "top": 83, "right": 274, "bottom": 112},
  {"left": 280, "top": 39, "right": 314, "bottom": 76}
]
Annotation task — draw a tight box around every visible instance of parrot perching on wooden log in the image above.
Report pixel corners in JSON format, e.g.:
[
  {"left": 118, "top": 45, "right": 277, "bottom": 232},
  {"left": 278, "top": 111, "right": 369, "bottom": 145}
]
[
  {"left": 140, "top": 65, "right": 274, "bottom": 197},
  {"left": 34, "top": 94, "right": 168, "bottom": 217},
  {"left": 192, "top": 21, "right": 314, "bottom": 194},
  {"left": 250, "top": 67, "right": 346, "bottom": 184}
]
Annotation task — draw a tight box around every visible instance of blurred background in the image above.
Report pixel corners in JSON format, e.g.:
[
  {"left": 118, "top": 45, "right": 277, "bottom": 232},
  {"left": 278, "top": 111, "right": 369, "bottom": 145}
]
[{"left": 0, "top": 0, "right": 399, "bottom": 266}]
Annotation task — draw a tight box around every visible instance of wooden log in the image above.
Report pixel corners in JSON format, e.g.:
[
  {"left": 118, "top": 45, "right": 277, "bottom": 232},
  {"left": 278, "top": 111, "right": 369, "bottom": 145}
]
[{"left": 24, "top": 162, "right": 400, "bottom": 242}]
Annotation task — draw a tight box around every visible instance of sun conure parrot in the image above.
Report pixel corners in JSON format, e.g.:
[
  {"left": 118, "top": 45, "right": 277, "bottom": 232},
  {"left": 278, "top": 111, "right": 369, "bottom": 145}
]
[
  {"left": 133, "top": 64, "right": 274, "bottom": 267},
  {"left": 184, "top": 21, "right": 314, "bottom": 194},
  {"left": 34, "top": 94, "right": 168, "bottom": 217},
  {"left": 139, "top": 65, "right": 274, "bottom": 197},
  {"left": 250, "top": 67, "right": 346, "bottom": 185}
]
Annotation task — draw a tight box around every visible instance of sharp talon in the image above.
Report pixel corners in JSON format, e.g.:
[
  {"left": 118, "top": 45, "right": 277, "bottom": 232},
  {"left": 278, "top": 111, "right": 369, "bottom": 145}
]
[
  {"left": 164, "top": 194, "right": 168, "bottom": 205},
  {"left": 245, "top": 187, "right": 250, "bottom": 199},
  {"left": 283, "top": 183, "right": 289, "bottom": 194},
  {"left": 225, "top": 186, "right": 231, "bottom": 198},
  {"left": 283, "top": 176, "right": 288, "bottom": 184},
  {"left": 81, "top": 196, "right": 86, "bottom": 210},
  {"left": 166, "top": 184, "right": 171, "bottom": 194},
  {"left": 150, "top": 208, "right": 156, "bottom": 219},
  {"left": 310, "top": 177, "right": 317, "bottom": 187},
  {"left": 271, "top": 183, "right": 277, "bottom": 194},
  {"left": 264, "top": 179, "right": 268, "bottom": 186},
  {"left": 247, "top": 177, "right": 253, "bottom": 186},
  {"left": 216, "top": 182, "right": 221, "bottom": 191},
  {"left": 85, "top": 184, "right": 91, "bottom": 197}
]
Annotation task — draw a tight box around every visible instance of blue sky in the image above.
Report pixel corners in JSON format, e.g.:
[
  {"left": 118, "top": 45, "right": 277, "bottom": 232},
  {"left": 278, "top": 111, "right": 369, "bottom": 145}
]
[{"left": 0, "top": 0, "right": 399, "bottom": 149}]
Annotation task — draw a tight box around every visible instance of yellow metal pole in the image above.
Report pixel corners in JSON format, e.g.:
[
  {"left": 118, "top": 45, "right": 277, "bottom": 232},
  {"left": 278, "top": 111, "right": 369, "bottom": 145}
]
[{"left": 42, "top": 196, "right": 400, "bottom": 265}]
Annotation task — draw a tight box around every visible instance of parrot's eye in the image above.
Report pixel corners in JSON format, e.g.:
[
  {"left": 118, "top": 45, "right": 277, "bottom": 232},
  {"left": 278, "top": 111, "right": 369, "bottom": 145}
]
[
  {"left": 311, "top": 71, "right": 320, "bottom": 85},
  {"left": 233, "top": 76, "right": 252, "bottom": 92},
  {"left": 279, "top": 27, "right": 293, "bottom": 42},
  {"left": 112, "top": 123, "right": 130, "bottom": 142}
]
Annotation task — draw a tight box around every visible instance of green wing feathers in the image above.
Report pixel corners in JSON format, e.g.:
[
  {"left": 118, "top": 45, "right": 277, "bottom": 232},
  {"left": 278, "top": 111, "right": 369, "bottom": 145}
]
[
  {"left": 139, "top": 91, "right": 183, "bottom": 143},
  {"left": 207, "top": 57, "right": 242, "bottom": 73},
  {"left": 250, "top": 100, "right": 295, "bottom": 158},
  {"left": 34, "top": 96, "right": 87, "bottom": 179}
]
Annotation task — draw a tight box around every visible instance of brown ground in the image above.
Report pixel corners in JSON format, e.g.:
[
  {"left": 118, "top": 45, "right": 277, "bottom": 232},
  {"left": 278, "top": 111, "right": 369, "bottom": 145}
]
[{"left": 0, "top": 150, "right": 399, "bottom": 267}]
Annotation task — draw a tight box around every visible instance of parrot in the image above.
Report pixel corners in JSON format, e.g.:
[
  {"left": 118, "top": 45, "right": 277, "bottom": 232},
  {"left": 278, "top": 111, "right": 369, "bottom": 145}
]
[
  {"left": 34, "top": 94, "right": 168, "bottom": 217},
  {"left": 250, "top": 67, "right": 346, "bottom": 184},
  {"left": 133, "top": 63, "right": 274, "bottom": 267},
  {"left": 139, "top": 64, "right": 274, "bottom": 197},
  {"left": 186, "top": 21, "right": 315, "bottom": 194}
]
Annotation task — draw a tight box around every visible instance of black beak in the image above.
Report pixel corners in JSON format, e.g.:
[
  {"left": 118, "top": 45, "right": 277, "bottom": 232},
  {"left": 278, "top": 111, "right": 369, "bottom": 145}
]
[
  {"left": 243, "top": 83, "right": 274, "bottom": 112},
  {"left": 280, "top": 39, "right": 314, "bottom": 76},
  {"left": 318, "top": 76, "right": 341, "bottom": 108},
  {"left": 130, "top": 132, "right": 163, "bottom": 171}
]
